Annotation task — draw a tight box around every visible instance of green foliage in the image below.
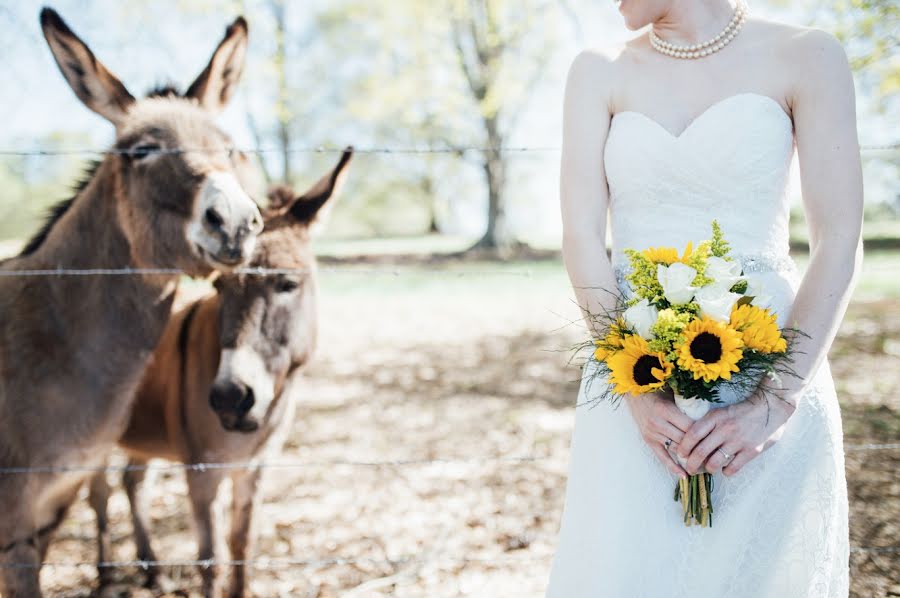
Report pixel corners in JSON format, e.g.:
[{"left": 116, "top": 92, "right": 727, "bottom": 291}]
[{"left": 821, "top": 0, "right": 899, "bottom": 105}]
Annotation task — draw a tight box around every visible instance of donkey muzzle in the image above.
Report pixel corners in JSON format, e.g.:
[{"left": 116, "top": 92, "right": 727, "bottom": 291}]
[
  {"left": 209, "top": 380, "right": 259, "bottom": 433},
  {"left": 190, "top": 172, "right": 263, "bottom": 269}
]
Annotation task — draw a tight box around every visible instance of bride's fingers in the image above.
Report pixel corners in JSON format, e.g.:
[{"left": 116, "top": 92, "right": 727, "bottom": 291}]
[
  {"left": 653, "top": 420, "right": 686, "bottom": 445},
  {"left": 665, "top": 407, "right": 694, "bottom": 433},
  {"left": 650, "top": 442, "right": 687, "bottom": 478},
  {"left": 677, "top": 417, "right": 717, "bottom": 460},
  {"left": 685, "top": 429, "right": 726, "bottom": 474},
  {"left": 722, "top": 448, "right": 758, "bottom": 477},
  {"left": 704, "top": 444, "right": 738, "bottom": 475}
]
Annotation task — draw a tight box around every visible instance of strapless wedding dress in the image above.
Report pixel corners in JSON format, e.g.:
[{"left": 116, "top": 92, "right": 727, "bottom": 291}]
[{"left": 546, "top": 94, "right": 849, "bottom": 598}]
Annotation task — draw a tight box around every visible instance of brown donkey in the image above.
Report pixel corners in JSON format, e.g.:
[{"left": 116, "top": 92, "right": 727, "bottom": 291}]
[
  {"left": 0, "top": 9, "right": 263, "bottom": 596},
  {"left": 88, "top": 150, "right": 352, "bottom": 597}
]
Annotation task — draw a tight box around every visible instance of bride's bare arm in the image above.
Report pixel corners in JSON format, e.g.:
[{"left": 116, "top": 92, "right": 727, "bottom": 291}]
[
  {"left": 560, "top": 50, "right": 618, "bottom": 331},
  {"left": 773, "top": 29, "right": 864, "bottom": 404},
  {"left": 681, "top": 30, "right": 864, "bottom": 477},
  {"left": 562, "top": 50, "right": 692, "bottom": 477}
]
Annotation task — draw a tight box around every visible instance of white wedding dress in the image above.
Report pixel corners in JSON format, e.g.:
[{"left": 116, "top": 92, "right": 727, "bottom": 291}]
[{"left": 546, "top": 93, "right": 849, "bottom": 598}]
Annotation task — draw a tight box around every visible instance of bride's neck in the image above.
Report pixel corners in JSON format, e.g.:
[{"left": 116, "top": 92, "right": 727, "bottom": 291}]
[{"left": 653, "top": 0, "right": 739, "bottom": 45}]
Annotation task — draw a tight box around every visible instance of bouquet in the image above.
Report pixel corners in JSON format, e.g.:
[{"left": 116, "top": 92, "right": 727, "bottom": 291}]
[{"left": 577, "top": 221, "right": 803, "bottom": 527}]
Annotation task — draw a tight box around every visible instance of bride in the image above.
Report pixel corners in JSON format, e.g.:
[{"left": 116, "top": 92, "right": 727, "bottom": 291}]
[{"left": 546, "top": 1, "right": 862, "bottom": 596}]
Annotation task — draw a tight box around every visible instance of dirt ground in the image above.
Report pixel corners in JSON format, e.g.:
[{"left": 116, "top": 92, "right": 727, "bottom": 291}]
[{"left": 32, "top": 261, "right": 900, "bottom": 597}]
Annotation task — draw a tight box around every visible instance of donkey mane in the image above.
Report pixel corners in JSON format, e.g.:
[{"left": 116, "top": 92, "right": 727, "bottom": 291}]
[
  {"left": 146, "top": 84, "right": 183, "bottom": 99},
  {"left": 19, "top": 160, "right": 102, "bottom": 257}
]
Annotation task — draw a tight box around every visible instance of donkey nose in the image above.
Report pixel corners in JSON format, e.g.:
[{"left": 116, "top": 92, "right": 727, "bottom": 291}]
[
  {"left": 204, "top": 207, "right": 225, "bottom": 232},
  {"left": 209, "top": 380, "right": 254, "bottom": 416}
]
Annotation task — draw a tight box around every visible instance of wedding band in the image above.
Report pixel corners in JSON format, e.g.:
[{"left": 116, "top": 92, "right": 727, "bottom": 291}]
[{"left": 718, "top": 448, "right": 732, "bottom": 462}]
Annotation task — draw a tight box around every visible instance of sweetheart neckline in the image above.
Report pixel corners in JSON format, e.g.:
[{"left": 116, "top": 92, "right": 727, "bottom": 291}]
[{"left": 611, "top": 92, "right": 792, "bottom": 140}]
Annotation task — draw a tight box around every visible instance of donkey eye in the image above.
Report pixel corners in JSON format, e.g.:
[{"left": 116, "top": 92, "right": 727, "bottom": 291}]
[
  {"left": 128, "top": 143, "right": 162, "bottom": 160},
  {"left": 275, "top": 278, "right": 300, "bottom": 293}
]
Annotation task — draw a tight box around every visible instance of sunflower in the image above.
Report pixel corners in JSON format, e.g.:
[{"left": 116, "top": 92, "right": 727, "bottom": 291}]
[
  {"left": 641, "top": 241, "right": 694, "bottom": 266},
  {"left": 641, "top": 247, "right": 680, "bottom": 265},
  {"left": 730, "top": 304, "right": 787, "bottom": 353},
  {"left": 593, "top": 319, "right": 626, "bottom": 361},
  {"left": 676, "top": 317, "right": 744, "bottom": 382},
  {"left": 607, "top": 334, "right": 674, "bottom": 395}
]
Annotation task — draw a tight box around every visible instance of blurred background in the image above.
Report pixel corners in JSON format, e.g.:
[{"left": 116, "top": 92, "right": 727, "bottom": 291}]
[{"left": 0, "top": 1, "right": 897, "bottom": 596}]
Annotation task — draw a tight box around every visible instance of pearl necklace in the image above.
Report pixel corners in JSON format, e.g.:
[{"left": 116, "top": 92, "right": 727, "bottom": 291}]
[{"left": 650, "top": 3, "right": 747, "bottom": 59}]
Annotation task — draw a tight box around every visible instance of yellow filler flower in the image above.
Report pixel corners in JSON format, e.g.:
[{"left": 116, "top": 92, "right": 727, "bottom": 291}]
[
  {"left": 607, "top": 334, "right": 674, "bottom": 395},
  {"left": 677, "top": 317, "right": 744, "bottom": 382},
  {"left": 730, "top": 304, "right": 787, "bottom": 353}
]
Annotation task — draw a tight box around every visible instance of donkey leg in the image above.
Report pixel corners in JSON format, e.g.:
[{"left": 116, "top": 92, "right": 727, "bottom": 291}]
[
  {"left": 123, "top": 459, "right": 160, "bottom": 588},
  {"left": 186, "top": 469, "right": 226, "bottom": 598},
  {"left": 0, "top": 537, "right": 42, "bottom": 597},
  {"left": 88, "top": 471, "right": 114, "bottom": 588},
  {"left": 225, "top": 469, "right": 262, "bottom": 598}
]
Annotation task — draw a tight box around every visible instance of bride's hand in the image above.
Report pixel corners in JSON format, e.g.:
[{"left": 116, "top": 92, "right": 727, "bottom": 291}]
[
  {"left": 626, "top": 392, "right": 694, "bottom": 478},
  {"left": 678, "top": 394, "right": 796, "bottom": 477}
]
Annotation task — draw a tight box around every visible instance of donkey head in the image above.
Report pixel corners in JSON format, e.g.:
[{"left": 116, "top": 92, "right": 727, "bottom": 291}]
[
  {"left": 40, "top": 8, "right": 262, "bottom": 274},
  {"left": 208, "top": 149, "right": 352, "bottom": 432}
]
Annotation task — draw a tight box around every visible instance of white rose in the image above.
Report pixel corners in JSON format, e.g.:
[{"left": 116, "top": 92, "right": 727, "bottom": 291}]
[
  {"left": 704, "top": 256, "right": 744, "bottom": 291},
  {"left": 657, "top": 262, "right": 697, "bottom": 305},
  {"left": 694, "top": 285, "right": 743, "bottom": 322},
  {"left": 623, "top": 298, "right": 659, "bottom": 339},
  {"left": 744, "top": 273, "right": 775, "bottom": 310}
]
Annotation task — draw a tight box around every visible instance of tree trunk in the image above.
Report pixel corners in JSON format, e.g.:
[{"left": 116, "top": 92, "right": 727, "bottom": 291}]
[
  {"left": 423, "top": 176, "right": 441, "bottom": 234},
  {"left": 471, "top": 115, "right": 512, "bottom": 253}
]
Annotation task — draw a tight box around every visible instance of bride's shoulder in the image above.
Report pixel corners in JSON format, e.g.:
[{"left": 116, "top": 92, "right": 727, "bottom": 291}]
[
  {"left": 748, "top": 18, "right": 847, "bottom": 65},
  {"left": 565, "top": 44, "right": 630, "bottom": 89},
  {"left": 747, "top": 18, "right": 851, "bottom": 102}
]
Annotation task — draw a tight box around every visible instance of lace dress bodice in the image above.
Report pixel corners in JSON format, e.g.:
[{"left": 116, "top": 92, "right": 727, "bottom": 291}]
[{"left": 605, "top": 93, "right": 795, "bottom": 265}]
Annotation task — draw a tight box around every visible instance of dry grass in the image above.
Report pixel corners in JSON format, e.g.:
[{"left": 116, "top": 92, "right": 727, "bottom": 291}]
[{"left": 31, "top": 261, "right": 900, "bottom": 597}]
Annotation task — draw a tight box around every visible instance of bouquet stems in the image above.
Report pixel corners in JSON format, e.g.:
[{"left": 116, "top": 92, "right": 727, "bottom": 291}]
[{"left": 672, "top": 393, "right": 715, "bottom": 527}]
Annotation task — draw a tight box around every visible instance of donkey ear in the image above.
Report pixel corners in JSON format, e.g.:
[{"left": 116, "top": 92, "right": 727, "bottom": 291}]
[
  {"left": 185, "top": 16, "right": 248, "bottom": 113},
  {"left": 289, "top": 148, "right": 354, "bottom": 224},
  {"left": 40, "top": 8, "right": 135, "bottom": 125}
]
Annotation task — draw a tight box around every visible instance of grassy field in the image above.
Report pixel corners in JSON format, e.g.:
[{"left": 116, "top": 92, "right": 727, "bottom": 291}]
[{"left": 23, "top": 245, "right": 897, "bottom": 597}]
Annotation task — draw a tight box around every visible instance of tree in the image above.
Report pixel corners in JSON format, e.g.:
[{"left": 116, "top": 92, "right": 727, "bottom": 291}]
[
  {"left": 447, "top": 0, "right": 557, "bottom": 251},
  {"left": 318, "top": 0, "right": 562, "bottom": 252},
  {"left": 825, "top": 0, "right": 898, "bottom": 106}
]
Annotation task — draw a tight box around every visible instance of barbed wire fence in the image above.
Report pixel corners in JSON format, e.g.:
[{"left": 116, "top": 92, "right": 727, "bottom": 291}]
[
  {"left": 0, "top": 141, "right": 898, "bottom": 577},
  {"left": 0, "top": 142, "right": 897, "bottom": 156}
]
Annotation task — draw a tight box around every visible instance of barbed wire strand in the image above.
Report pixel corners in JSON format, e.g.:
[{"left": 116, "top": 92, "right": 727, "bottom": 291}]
[
  {"left": 0, "top": 146, "right": 556, "bottom": 157},
  {"left": 0, "top": 444, "right": 895, "bottom": 476},
  {"left": 0, "top": 260, "right": 895, "bottom": 280},
  {"left": 0, "top": 267, "right": 535, "bottom": 278},
  {"left": 0, "top": 143, "right": 895, "bottom": 157},
  {"left": 1, "top": 546, "right": 897, "bottom": 571}
]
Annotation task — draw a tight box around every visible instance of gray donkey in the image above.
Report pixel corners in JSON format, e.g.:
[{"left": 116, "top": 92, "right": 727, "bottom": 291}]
[
  {"left": 89, "top": 150, "right": 353, "bottom": 597},
  {"left": 0, "top": 9, "right": 262, "bottom": 596}
]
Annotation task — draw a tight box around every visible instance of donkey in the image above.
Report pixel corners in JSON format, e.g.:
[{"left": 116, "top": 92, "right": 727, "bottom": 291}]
[
  {"left": 88, "top": 150, "right": 353, "bottom": 597},
  {"left": 0, "top": 9, "right": 263, "bottom": 596}
]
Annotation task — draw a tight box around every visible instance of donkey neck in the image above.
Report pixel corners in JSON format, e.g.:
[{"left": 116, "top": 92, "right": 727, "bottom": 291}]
[{"left": 9, "top": 158, "right": 179, "bottom": 354}]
